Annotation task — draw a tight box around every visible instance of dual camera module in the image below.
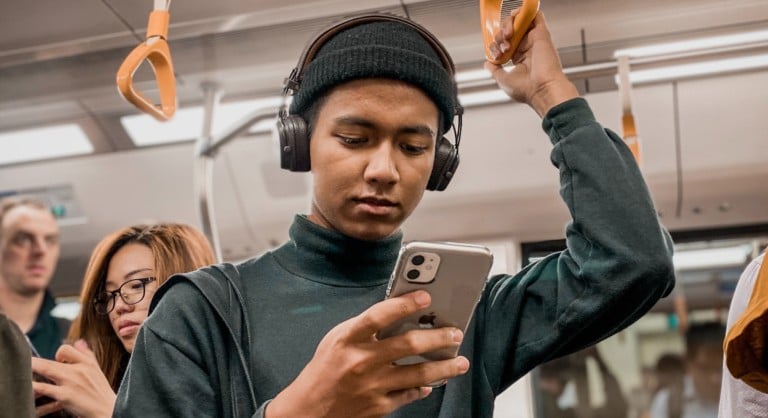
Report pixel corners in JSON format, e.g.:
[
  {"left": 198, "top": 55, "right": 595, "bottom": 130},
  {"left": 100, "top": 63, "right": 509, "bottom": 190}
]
[{"left": 405, "top": 252, "right": 440, "bottom": 283}]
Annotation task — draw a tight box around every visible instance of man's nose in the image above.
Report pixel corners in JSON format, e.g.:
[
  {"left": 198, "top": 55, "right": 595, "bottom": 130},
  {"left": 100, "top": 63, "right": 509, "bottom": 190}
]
[
  {"left": 364, "top": 144, "right": 399, "bottom": 185},
  {"left": 30, "top": 237, "right": 50, "bottom": 254}
]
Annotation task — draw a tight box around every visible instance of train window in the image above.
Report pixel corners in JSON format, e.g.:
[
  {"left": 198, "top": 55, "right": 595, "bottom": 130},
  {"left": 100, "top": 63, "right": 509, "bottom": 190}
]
[
  {"left": 51, "top": 296, "right": 81, "bottom": 321},
  {"left": 519, "top": 230, "right": 767, "bottom": 418}
]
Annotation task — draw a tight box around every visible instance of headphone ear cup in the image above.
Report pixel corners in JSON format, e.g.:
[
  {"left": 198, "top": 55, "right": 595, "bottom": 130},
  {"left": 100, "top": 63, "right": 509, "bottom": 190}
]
[
  {"left": 427, "top": 136, "right": 459, "bottom": 191},
  {"left": 277, "top": 114, "right": 311, "bottom": 172}
]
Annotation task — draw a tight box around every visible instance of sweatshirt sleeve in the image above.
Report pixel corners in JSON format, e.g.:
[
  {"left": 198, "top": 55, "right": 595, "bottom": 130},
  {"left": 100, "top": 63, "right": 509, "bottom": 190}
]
[
  {"left": 476, "top": 97, "right": 675, "bottom": 392},
  {"left": 114, "top": 281, "right": 222, "bottom": 417}
]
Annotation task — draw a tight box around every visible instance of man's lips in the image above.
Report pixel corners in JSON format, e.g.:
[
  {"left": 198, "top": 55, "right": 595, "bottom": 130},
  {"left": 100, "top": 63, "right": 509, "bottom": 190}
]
[
  {"left": 354, "top": 197, "right": 398, "bottom": 215},
  {"left": 356, "top": 197, "right": 396, "bottom": 206},
  {"left": 27, "top": 265, "right": 47, "bottom": 275}
]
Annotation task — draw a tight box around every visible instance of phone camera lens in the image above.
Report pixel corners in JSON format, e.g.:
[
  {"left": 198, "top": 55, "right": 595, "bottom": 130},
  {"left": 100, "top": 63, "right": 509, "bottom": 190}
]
[
  {"left": 407, "top": 269, "right": 421, "bottom": 280},
  {"left": 411, "top": 255, "right": 425, "bottom": 266}
]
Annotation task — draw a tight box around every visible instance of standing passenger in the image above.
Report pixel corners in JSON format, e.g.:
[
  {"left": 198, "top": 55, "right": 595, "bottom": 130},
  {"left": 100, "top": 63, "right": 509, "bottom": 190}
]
[
  {"left": 0, "top": 197, "right": 67, "bottom": 360},
  {"left": 31, "top": 223, "right": 215, "bottom": 418},
  {"left": 116, "top": 11, "right": 675, "bottom": 418},
  {"left": 718, "top": 249, "right": 767, "bottom": 418}
]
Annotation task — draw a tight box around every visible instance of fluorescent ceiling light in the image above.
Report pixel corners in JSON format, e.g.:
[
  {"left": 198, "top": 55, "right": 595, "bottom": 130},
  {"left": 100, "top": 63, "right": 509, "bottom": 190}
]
[
  {"left": 614, "top": 29, "right": 768, "bottom": 58},
  {"left": 673, "top": 244, "right": 751, "bottom": 271},
  {"left": 122, "top": 96, "right": 282, "bottom": 146},
  {"left": 455, "top": 69, "right": 492, "bottom": 83},
  {"left": 458, "top": 90, "right": 510, "bottom": 107},
  {"left": 625, "top": 53, "right": 768, "bottom": 84},
  {"left": 0, "top": 124, "right": 93, "bottom": 165}
]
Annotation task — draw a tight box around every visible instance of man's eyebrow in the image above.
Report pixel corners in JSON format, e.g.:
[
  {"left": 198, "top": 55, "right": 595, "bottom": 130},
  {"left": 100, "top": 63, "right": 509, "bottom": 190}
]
[
  {"left": 398, "top": 125, "right": 435, "bottom": 138},
  {"left": 333, "top": 116, "right": 435, "bottom": 137},
  {"left": 333, "top": 116, "right": 376, "bottom": 130},
  {"left": 13, "top": 228, "right": 59, "bottom": 238}
]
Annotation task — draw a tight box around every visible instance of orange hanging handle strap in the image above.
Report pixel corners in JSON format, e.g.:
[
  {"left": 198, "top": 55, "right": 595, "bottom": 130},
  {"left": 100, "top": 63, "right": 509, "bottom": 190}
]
[
  {"left": 617, "top": 55, "right": 642, "bottom": 164},
  {"left": 480, "top": 0, "right": 539, "bottom": 65},
  {"left": 116, "top": 0, "right": 176, "bottom": 121}
]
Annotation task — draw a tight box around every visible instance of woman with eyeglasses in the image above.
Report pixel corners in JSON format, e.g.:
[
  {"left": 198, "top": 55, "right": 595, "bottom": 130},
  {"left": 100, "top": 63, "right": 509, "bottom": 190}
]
[{"left": 30, "top": 223, "right": 215, "bottom": 417}]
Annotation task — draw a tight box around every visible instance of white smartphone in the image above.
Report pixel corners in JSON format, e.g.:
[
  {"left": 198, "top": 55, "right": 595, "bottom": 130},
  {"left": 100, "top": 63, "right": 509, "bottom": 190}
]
[{"left": 377, "top": 241, "right": 494, "bottom": 366}]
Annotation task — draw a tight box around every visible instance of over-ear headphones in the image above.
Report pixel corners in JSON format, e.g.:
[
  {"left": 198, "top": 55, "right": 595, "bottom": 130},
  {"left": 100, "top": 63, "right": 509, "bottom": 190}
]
[{"left": 276, "top": 13, "right": 463, "bottom": 191}]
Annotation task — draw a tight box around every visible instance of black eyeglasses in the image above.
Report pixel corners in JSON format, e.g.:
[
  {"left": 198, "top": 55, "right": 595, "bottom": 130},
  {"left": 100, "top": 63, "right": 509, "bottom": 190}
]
[{"left": 94, "top": 277, "right": 157, "bottom": 315}]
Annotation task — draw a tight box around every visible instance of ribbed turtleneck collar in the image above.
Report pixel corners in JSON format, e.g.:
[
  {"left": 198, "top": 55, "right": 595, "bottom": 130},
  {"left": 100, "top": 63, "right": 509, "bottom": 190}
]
[{"left": 271, "top": 215, "right": 403, "bottom": 287}]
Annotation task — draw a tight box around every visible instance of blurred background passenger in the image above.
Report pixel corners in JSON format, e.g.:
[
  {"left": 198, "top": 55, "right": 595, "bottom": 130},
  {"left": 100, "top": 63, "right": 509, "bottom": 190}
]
[
  {"left": 538, "top": 346, "right": 628, "bottom": 418},
  {"left": 30, "top": 223, "right": 215, "bottom": 418},
  {"left": 538, "top": 356, "right": 574, "bottom": 418},
  {"left": 0, "top": 197, "right": 68, "bottom": 360},
  {"left": 627, "top": 366, "right": 662, "bottom": 418},
  {"left": 649, "top": 353, "right": 686, "bottom": 418},
  {"left": 650, "top": 322, "right": 725, "bottom": 418}
]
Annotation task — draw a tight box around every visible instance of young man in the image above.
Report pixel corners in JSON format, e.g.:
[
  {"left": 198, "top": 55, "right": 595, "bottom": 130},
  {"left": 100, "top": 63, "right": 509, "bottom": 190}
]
[
  {"left": 115, "top": 11, "right": 675, "bottom": 418},
  {"left": 0, "top": 197, "right": 68, "bottom": 360}
]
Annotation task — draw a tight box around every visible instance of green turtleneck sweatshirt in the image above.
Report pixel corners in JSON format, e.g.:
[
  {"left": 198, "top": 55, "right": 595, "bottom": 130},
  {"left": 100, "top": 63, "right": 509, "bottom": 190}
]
[{"left": 114, "top": 98, "right": 674, "bottom": 418}]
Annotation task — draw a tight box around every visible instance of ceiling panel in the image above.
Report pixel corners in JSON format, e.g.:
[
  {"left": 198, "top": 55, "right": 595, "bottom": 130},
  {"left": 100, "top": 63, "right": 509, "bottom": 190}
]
[{"left": 0, "top": 1, "right": 125, "bottom": 51}]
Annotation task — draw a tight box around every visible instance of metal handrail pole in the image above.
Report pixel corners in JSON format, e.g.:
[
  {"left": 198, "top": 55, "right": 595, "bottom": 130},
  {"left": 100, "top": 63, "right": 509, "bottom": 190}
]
[
  {"left": 194, "top": 82, "right": 223, "bottom": 261},
  {"left": 194, "top": 104, "right": 280, "bottom": 262}
]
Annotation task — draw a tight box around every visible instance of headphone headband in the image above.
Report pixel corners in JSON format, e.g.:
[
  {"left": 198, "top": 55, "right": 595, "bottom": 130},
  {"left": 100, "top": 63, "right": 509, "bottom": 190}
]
[{"left": 283, "top": 13, "right": 457, "bottom": 95}]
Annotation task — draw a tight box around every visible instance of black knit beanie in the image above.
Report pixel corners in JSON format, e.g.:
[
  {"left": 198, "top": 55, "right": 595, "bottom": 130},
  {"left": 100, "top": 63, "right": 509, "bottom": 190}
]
[{"left": 289, "top": 20, "right": 457, "bottom": 134}]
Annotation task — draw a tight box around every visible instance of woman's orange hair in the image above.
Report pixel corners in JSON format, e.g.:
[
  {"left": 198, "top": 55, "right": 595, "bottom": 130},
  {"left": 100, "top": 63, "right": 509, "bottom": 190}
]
[{"left": 67, "top": 223, "right": 215, "bottom": 390}]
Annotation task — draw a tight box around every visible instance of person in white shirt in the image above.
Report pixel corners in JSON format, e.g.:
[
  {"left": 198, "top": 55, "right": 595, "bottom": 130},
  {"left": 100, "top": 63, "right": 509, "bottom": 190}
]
[{"left": 718, "top": 251, "right": 767, "bottom": 418}]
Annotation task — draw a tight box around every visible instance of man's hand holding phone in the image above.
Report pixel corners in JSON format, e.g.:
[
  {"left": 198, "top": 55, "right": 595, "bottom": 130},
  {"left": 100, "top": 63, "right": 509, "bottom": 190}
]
[{"left": 265, "top": 290, "right": 470, "bottom": 418}]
